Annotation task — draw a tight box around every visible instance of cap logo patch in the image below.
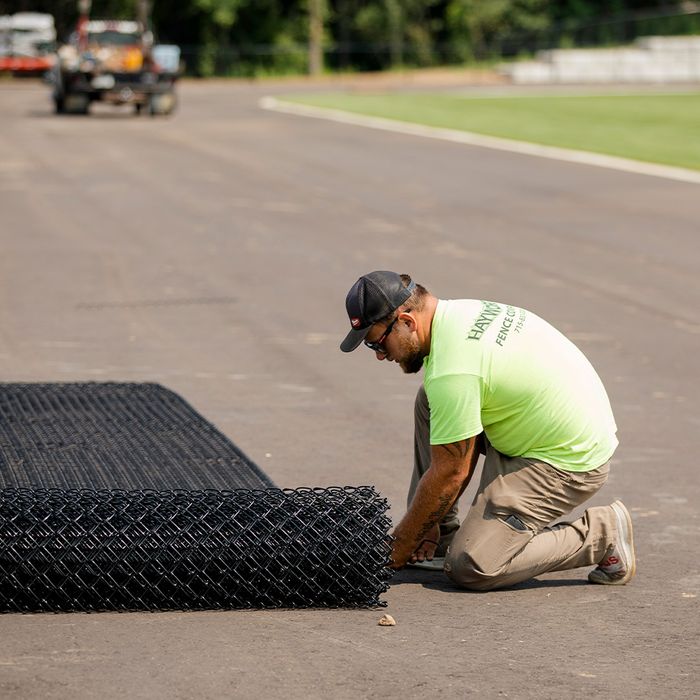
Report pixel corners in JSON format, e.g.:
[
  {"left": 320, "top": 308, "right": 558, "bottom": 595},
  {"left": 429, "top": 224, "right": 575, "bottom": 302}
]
[{"left": 351, "top": 317, "right": 361, "bottom": 328}]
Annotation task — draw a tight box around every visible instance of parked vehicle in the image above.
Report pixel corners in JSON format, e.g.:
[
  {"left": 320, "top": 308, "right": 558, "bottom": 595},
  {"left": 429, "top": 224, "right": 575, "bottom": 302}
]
[
  {"left": 0, "top": 12, "right": 56, "bottom": 75},
  {"left": 50, "top": 18, "right": 180, "bottom": 115}
]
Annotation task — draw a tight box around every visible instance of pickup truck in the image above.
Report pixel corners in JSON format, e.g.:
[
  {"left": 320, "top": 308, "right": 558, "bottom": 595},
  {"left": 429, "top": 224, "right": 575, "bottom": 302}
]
[{"left": 50, "top": 20, "right": 179, "bottom": 115}]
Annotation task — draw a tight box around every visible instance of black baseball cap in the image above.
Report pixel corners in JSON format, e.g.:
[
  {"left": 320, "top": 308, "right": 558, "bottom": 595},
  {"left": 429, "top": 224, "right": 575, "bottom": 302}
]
[{"left": 340, "top": 271, "right": 416, "bottom": 353}]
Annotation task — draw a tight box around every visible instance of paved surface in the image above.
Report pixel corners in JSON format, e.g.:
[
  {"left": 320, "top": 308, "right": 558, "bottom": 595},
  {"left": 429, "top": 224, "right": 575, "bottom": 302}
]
[{"left": 1, "top": 79, "right": 699, "bottom": 699}]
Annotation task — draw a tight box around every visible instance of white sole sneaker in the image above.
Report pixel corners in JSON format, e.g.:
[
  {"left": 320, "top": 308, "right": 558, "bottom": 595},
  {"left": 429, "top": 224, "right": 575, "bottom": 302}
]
[
  {"left": 588, "top": 500, "right": 636, "bottom": 585},
  {"left": 406, "top": 556, "right": 445, "bottom": 571}
]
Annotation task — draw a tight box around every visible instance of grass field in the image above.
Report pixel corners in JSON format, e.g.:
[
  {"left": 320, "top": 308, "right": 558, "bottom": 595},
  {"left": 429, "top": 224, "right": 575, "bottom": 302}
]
[{"left": 285, "top": 91, "right": 700, "bottom": 171}]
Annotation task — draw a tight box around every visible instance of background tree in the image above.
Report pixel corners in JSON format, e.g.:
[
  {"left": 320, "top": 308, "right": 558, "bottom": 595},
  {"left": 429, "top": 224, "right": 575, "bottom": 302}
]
[{"left": 0, "top": 0, "right": 695, "bottom": 74}]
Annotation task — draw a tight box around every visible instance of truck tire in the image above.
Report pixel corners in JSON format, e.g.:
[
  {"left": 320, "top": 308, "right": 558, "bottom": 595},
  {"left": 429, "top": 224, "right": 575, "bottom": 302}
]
[
  {"left": 148, "top": 91, "right": 177, "bottom": 116},
  {"left": 51, "top": 68, "right": 66, "bottom": 114},
  {"left": 64, "top": 93, "right": 90, "bottom": 115}
]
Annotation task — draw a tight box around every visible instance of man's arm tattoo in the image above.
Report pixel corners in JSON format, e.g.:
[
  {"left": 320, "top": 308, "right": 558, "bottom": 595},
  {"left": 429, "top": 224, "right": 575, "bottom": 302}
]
[
  {"left": 437, "top": 441, "right": 469, "bottom": 459},
  {"left": 416, "top": 494, "right": 452, "bottom": 541}
]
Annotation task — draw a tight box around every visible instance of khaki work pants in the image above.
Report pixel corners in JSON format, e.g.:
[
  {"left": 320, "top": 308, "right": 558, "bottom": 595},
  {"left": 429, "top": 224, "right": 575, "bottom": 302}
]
[{"left": 410, "top": 386, "right": 619, "bottom": 590}]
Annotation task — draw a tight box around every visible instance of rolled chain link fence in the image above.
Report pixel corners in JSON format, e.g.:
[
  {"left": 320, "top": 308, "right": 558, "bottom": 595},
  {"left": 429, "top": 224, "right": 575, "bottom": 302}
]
[{"left": 0, "top": 383, "right": 393, "bottom": 612}]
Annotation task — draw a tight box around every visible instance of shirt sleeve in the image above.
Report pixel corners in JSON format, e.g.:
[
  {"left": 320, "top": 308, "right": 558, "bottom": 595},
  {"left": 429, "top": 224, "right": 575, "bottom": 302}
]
[{"left": 425, "top": 373, "right": 483, "bottom": 445}]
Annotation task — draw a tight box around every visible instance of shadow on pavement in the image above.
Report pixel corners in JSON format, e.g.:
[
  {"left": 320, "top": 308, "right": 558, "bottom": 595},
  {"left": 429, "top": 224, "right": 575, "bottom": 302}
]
[
  {"left": 390, "top": 568, "right": 589, "bottom": 592},
  {"left": 25, "top": 109, "right": 148, "bottom": 120}
]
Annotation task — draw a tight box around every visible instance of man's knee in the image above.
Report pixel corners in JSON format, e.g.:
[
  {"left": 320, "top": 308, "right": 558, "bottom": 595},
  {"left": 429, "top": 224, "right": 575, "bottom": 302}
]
[
  {"left": 414, "top": 385, "right": 429, "bottom": 423},
  {"left": 444, "top": 513, "right": 533, "bottom": 591},
  {"left": 444, "top": 552, "right": 504, "bottom": 592}
]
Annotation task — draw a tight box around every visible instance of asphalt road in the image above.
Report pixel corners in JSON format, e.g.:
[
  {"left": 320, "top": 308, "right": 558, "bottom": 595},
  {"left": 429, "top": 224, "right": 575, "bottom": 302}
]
[{"left": 1, "top": 79, "right": 698, "bottom": 699}]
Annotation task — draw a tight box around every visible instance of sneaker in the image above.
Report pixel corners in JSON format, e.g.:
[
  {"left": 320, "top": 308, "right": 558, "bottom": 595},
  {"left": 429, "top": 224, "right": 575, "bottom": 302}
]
[
  {"left": 588, "top": 500, "right": 636, "bottom": 585},
  {"left": 406, "top": 556, "right": 445, "bottom": 571}
]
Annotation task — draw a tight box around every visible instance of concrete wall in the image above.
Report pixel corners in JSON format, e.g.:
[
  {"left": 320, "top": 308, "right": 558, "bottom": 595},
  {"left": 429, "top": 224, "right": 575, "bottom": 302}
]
[{"left": 502, "top": 35, "right": 700, "bottom": 83}]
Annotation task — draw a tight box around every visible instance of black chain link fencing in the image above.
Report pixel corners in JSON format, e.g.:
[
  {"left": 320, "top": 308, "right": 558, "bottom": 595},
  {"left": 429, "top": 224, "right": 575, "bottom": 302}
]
[
  {"left": 0, "top": 486, "right": 392, "bottom": 612},
  {"left": 0, "top": 383, "right": 394, "bottom": 612},
  {"left": 0, "top": 382, "right": 274, "bottom": 491}
]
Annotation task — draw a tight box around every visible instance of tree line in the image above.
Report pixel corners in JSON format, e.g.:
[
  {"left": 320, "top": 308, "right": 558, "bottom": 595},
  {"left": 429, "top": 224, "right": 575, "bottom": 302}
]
[{"left": 1, "top": 0, "right": 697, "bottom": 75}]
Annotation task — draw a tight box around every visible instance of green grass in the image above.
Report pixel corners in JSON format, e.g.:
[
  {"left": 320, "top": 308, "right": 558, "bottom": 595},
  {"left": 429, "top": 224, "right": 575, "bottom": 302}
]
[{"left": 284, "top": 91, "right": 700, "bottom": 171}]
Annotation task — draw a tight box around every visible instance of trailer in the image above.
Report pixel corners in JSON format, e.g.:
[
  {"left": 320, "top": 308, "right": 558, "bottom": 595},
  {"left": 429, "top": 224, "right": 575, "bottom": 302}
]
[{"left": 0, "top": 12, "right": 56, "bottom": 75}]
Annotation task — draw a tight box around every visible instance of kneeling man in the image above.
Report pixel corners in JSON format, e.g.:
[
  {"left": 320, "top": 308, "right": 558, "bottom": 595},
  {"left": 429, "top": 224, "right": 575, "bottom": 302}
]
[{"left": 340, "top": 270, "right": 635, "bottom": 590}]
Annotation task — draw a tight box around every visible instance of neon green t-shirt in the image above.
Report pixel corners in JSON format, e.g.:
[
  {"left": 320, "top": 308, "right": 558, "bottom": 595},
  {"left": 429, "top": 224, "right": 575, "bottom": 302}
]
[{"left": 423, "top": 299, "right": 618, "bottom": 472}]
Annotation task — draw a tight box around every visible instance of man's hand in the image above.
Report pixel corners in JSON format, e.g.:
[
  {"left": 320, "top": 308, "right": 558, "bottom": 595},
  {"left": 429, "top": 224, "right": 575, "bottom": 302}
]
[{"left": 409, "top": 524, "right": 440, "bottom": 563}]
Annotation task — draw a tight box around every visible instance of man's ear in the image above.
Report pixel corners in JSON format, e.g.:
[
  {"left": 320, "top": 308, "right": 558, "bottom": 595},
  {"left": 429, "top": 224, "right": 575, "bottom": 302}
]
[{"left": 398, "top": 311, "right": 417, "bottom": 331}]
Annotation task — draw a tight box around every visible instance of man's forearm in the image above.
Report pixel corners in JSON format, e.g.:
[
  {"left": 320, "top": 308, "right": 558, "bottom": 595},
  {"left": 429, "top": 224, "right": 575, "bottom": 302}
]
[
  {"left": 391, "top": 468, "right": 465, "bottom": 567},
  {"left": 390, "top": 436, "right": 480, "bottom": 568}
]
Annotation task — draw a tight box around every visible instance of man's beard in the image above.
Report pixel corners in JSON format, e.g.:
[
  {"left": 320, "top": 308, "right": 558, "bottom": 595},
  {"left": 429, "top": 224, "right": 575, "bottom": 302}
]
[{"left": 397, "top": 334, "right": 425, "bottom": 374}]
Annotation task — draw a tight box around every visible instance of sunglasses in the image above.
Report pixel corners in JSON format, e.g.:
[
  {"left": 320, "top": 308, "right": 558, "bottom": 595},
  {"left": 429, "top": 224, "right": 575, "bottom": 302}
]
[{"left": 364, "top": 316, "right": 398, "bottom": 353}]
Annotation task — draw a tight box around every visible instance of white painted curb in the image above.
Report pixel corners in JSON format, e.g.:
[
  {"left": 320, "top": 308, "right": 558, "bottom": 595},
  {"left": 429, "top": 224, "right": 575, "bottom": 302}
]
[{"left": 259, "top": 96, "right": 700, "bottom": 185}]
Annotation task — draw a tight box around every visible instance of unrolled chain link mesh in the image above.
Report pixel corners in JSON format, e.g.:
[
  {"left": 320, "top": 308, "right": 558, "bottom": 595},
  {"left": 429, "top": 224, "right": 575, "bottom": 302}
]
[
  {"left": 0, "top": 382, "right": 273, "bottom": 491},
  {"left": 0, "top": 383, "right": 393, "bottom": 611}
]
